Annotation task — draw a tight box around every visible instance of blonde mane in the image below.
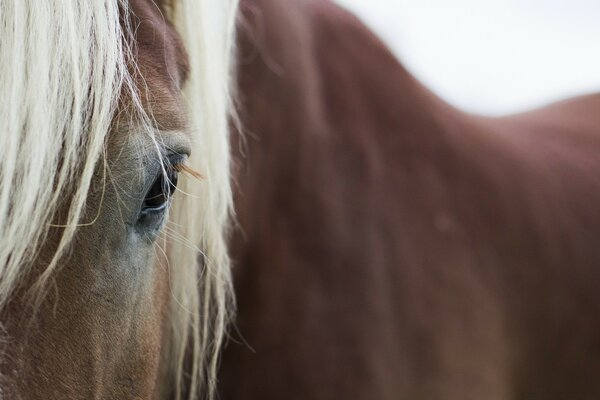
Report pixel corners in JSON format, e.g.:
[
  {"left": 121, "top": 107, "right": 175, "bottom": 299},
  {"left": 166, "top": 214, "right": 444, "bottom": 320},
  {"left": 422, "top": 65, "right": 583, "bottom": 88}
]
[
  {"left": 164, "top": 0, "right": 239, "bottom": 398},
  {"left": 0, "top": 1, "right": 238, "bottom": 399}
]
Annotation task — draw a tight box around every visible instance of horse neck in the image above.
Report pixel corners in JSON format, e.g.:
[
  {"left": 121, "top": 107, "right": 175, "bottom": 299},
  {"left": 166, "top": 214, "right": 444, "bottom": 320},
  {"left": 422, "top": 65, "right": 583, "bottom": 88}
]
[{"left": 233, "top": 0, "right": 468, "bottom": 189}]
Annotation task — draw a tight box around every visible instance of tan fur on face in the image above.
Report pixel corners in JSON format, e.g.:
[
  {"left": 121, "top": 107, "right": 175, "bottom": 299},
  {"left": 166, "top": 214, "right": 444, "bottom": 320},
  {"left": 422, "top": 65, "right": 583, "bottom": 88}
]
[
  {"left": 1, "top": 3, "right": 188, "bottom": 397},
  {"left": 0, "top": 0, "right": 238, "bottom": 399}
]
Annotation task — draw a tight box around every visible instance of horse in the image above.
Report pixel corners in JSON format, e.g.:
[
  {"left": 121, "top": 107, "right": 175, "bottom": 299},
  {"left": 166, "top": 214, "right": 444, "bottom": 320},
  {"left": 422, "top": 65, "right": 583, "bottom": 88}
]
[
  {"left": 219, "top": 0, "right": 600, "bottom": 399},
  {"left": 0, "top": 1, "right": 237, "bottom": 398}
]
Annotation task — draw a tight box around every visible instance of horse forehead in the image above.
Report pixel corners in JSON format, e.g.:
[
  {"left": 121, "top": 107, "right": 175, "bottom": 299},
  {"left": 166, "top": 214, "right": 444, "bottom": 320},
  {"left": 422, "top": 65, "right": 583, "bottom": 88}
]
[
  {"left": 127, "top": 0, "right": 190, "bottom": 132},
  {"left": 130, "top": 0, "right": 189, "bottom": 80}
]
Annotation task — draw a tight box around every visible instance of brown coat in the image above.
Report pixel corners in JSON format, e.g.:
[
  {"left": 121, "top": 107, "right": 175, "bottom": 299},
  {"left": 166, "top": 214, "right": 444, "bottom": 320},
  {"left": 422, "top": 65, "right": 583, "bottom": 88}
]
[{"left": 220, "top": 1, "right": 600, "bottom": 399}]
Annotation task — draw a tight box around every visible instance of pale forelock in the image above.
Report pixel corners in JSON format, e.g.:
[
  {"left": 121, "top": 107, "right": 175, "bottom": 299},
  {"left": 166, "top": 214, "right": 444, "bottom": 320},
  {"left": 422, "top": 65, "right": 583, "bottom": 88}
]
[
  {"left": 0, "top": 1, "right": 129, "bottom": 306},
  {"left": 0, "top": 1, "right": 238, "bottom": 399}
]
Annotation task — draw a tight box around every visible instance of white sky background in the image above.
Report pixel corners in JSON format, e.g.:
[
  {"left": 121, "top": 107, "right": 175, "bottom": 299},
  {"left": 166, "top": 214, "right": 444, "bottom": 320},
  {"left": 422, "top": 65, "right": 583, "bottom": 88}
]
[{"left": 333, "top": 0, "right": 600, "bottom": 116}]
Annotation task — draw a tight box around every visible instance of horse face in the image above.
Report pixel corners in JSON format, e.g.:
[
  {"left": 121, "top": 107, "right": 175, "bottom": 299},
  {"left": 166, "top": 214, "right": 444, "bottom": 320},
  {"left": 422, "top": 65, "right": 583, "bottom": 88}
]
[{"left": 2, "top": 1, "right": 191, "bottom": 398}]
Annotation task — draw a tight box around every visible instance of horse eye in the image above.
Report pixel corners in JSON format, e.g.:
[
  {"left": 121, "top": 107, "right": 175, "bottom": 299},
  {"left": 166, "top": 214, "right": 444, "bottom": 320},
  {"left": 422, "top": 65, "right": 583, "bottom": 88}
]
[{"left": 142, "top": 167, "right": 178, "bottom": 213}]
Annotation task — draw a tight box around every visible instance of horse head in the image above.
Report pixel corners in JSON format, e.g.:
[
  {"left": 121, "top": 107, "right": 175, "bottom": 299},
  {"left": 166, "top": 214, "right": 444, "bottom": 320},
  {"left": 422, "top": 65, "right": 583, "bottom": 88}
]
[{"left": 0, "top": 1, "right": 237, "bottom": 398}]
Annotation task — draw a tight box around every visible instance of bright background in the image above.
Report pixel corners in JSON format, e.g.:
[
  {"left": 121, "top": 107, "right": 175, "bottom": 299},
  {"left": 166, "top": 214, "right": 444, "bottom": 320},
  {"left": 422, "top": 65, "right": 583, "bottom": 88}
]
[{"left": 333, "top": 0, "right": 600, "bottom": 115}]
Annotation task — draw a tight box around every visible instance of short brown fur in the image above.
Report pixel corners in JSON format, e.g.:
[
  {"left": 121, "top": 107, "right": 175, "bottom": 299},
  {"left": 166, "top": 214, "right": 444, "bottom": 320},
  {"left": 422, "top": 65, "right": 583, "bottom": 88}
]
[{"left": 220, "top": 1, "right": 600, "bottom": 399}]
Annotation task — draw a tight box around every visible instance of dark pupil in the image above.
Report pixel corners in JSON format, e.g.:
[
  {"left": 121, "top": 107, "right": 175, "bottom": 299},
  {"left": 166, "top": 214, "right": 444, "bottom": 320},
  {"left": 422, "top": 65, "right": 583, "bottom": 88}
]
[{"left": 143, "top": 168, "right": 178, "bottom": 210}]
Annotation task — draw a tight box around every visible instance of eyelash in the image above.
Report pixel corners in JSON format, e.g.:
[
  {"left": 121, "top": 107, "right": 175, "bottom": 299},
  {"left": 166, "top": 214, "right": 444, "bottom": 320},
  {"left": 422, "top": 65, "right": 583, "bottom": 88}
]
[{"left": 172, "top": 161, "right": 203, "bottom": 180}]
